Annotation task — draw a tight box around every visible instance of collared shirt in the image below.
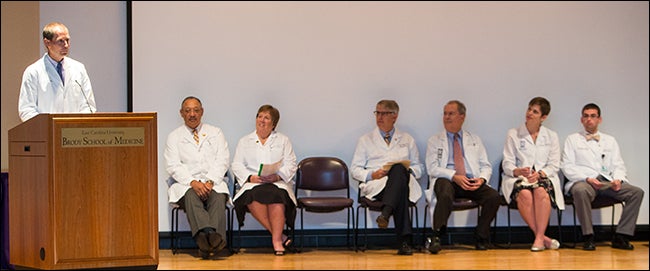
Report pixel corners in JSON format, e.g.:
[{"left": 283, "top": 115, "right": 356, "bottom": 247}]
[{"left": 380, "top": 128, "right": 394, "bottom": 143}]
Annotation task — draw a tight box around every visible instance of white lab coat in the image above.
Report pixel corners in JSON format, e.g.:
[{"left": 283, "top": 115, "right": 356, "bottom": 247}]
[
  {"left": 501, "top": 124, "right": 565, "bottom": 210},
  {"left": 350, "top": 127, "right": 423, "bottom": 204},
  {"left": 19, "top": 54, "right": 96, "bottom": 122},
  {"left": 165, "top": 124, "right": 231, "bottom": 204},
  {"left": 231, "top": 130, "right": 298, "bottom": 205},
  {"left": 424, "top": 130, "right": 492, "bottom": 205},
  {"left": 561, "top": 131, "right": 628, "bottom": 195}
]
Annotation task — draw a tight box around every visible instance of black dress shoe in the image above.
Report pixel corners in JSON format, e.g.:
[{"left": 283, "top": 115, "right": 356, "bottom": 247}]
[
  {"left": 207, "top": 230, "right": 226, "bottom": 253},
  {"left": 195, "top": 231, "right": 212, "bottom": 253},
  {"left": 611, "top": 234, "right": 634, "bottom": 250},
  {"left": 397, "top": 242, "right": 413, "bottom": 255},
  {"left": 583, "top": 235, "right": 596, "bottom": 251},
  {"left": 475, "top": 238, "right": 488, "bottom": 250},
  {"left": 376, "top": 215, "right": 389, "bottom": 229},
  {"left": 427, "top": 236, "right": 442, "bottom": 254},
  {"left": 198, "top": 249, "right": 210, "bottom": 260}
]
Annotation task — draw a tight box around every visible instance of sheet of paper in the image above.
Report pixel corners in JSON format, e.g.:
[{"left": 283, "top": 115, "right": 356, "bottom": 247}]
[
  {"left": 382, "top": 160, "right": 410, "bottom": 171},
  {"left": 258, "top": 160, "right": 282, "bottom": 176}
]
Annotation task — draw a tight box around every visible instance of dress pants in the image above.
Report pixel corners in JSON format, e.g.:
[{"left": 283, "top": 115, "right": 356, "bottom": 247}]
[
  {"left": 179, "top": 190, "right": 228, "bottom": 239},
  {"left": 432, "top": 178, "right": 500, "bottom": 240},
  {"left": 570, "top": 181, "right": 644, "bottom": 236},
  {"left": 376, "top": 164, "right": 412, "bottom": 241}
]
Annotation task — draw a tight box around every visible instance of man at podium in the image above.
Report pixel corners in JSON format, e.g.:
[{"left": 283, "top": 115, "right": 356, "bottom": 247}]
[
  {"left": 164, "top": 96, "right": 230, "bottom": 259},
  {"left": 18, "top": 22, "right": 96, "bottom": 122}
]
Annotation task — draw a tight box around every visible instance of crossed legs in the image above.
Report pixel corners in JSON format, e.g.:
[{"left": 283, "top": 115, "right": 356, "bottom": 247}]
[
  {"left": 516, "top": 188, "right": 553, "bottom": 248},
  {"left": 248, "top": 201, "right": 286, "bottom": 252}
]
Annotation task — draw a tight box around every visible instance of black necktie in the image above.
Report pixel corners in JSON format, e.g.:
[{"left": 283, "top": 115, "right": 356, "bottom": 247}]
[{"left": 56, "top": 62, "right": 64, "bottom": 83}]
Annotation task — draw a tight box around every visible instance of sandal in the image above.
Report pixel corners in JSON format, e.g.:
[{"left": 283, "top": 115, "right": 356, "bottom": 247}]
[
  {"left": 283, "top": 236, "right": 293, "bottom": 248},
  {"left": 274, "top": 250, "right": 285, "bottom": 256}
]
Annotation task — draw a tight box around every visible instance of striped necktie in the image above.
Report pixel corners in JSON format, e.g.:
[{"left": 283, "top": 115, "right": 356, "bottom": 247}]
[
  {"left": 193, "top": 129, "right": 199, "bottom": 144},
  {"left": 384, "top": 133, "right": 391, "bottom": 145},
  {"left": 453, "top": 133, "right": 466, "bottom": 176}
]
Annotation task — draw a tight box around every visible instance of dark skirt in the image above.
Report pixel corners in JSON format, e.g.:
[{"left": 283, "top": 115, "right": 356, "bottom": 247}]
[
  {"left": 234, "top": 183, "right": 296, "bottom": 229},
  {"left": 511, "top": 176, "right": 557, "bottom": 208}
]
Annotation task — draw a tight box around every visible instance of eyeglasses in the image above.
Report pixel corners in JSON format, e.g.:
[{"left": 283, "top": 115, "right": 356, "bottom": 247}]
[
  {"left": 373, "top": 111, "right": 395, "bottom": 117},
  {"left": 582, "top": 114, "right": 599, "bottom": 119}
]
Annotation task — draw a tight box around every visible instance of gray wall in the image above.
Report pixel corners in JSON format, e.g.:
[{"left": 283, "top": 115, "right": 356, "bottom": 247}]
[{"left": 2, "top": 1, "right": 647, "bottom": 234}]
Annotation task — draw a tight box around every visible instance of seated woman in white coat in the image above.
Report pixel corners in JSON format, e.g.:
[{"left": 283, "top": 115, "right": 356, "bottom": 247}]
[
  {"left": 231, "top": 104, "right": 298, "bottom": 256},
  {"left": 501, "top": 96, "right": 565, "bottom": 251}
]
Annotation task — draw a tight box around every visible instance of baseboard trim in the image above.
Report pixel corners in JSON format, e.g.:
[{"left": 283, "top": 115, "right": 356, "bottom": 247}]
[{"left": 159, "top": 224, "right": 649, "bottom": 249}]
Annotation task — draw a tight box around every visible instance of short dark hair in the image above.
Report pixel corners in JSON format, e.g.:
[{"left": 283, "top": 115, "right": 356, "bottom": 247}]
[
  {"left": 181, "top": 96, "right": 202, "bottom": 108},
  {"left": 582, "top": 103, "right": 601, "bottom": 117},
  {"left": 529, "top": 97, "right": 551, "bottom": 116}
]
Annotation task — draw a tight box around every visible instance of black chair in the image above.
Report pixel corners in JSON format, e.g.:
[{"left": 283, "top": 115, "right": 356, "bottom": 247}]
[
  {"left": 170, "top": 174, "right": 232, "bottom": 255},
  {"left": 563, "top": 177, "right": 624, "bottom": 248},
  {"left": 423, "top": 177, "right": 481, "bottom": 247},
  {"left": 355, "top": 188, "right": 419, "bottom": 252},
  {"left": 496, "top": 162, "right": 563, "bottom": 248},
  {"left": 294, "top": 157, "right": 355, "bottom": 251}
]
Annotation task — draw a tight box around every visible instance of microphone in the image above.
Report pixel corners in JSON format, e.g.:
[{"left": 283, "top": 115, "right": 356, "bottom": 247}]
[{"left": 75, "top": 80, "right": 94, "bottom": 113}]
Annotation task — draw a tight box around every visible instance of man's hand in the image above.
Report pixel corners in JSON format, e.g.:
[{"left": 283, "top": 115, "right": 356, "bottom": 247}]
[{"left": 191, "top": 180, "right": 211, "bottom": 201}]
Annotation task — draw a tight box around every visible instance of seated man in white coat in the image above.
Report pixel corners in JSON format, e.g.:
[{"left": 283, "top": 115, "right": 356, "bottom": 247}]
[
  {"left": 351, "top": 99, "right": 423, "bottom": 256},
  {"left": 425, "top": 100, "right": 500, "bottom": 254},
  {"left": 165, "top": 96, "right": 230, "bottom": 259}
]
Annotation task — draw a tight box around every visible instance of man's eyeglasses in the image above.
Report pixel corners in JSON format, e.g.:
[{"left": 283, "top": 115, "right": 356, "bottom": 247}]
[
  {"left": 373, "top": 111, "right": 395, "bottom": 117},
  {"left": 582, "top": 114, "right": 599, "bottom": 119}
]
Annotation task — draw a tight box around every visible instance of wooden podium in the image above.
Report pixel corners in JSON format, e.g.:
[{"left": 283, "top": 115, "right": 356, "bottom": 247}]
[{"left": 8, "top": 113, "right": 159, "bottom": 270}]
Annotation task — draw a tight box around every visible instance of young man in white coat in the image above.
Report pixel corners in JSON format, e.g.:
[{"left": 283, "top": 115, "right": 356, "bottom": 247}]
[
  {"left": 351, "top": 99, "right": 423, "bottom": 255},
  {"left": 425, "top": 100, "right": 500, "bottom": 254},
  {"left": 18, "top": 22, "right": 96, "bottom": 122},
  {"left": 561, "top": 103, "right": 644, "bottom": 251}
]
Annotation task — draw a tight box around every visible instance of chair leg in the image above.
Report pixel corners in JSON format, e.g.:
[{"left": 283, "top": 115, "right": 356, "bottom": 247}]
[
  {"left": 226, "top": 206, "right": 232, "bottom": 254},
  {"left": 411, "top": 205, "right": 420, "bottom": 250},
  {"left": 233, "top": 208, "right": 241, "bottom": 254},
  {"left": 348, "top": 207, "right": 355, "bottom": 251},
  {"left": 556, "top": 209, "right": 561, "bottom": 243},
  {"left": 300, "top": 208, "right": 305, "bottom": 252},
  {"left": 171, "top": 207, "right": 178, "bottom": 254},
  {"left": 506, "top": 207, "right": 512, "bottom": 248},
  {"left": 355, "top": 206, "right": 367, "bottom": 252},
  {"left": 572, "top": 205, "right": 578, "bottom": 248},
  {"left": 423, "top": 203, "right": 429, "bottom": 251}
]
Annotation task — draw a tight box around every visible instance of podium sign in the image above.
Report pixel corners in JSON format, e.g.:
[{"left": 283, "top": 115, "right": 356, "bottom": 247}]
[{"left": 8, "top": 113, "right": 158, "bottom": 270}]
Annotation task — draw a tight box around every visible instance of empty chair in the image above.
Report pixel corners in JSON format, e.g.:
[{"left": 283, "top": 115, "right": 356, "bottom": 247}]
[{"left": 294, "top": 157, "right": 355, "bottom": 251}]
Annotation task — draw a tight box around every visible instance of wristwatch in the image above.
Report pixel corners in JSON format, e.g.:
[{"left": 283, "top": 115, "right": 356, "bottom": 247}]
[{"left": 205, "top": 180, "right": 214, "bottom": 185}]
